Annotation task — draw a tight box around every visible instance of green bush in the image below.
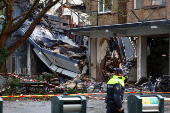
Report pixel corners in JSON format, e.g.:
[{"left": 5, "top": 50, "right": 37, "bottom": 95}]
[
  {"left": 44, "top": 73, "right": 53, "bottom": 83},
  {"left": 67, "top": 87, "right": 87, "bottom": 94},
  {"left": 35, "top": 76, "right": 44, "bottom": 81},
  {"left": 4, "top": 78, "right": 22, "bottom": 95}
]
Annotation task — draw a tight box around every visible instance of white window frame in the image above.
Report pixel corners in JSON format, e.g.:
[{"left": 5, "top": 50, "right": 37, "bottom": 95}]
[
  {"left": 152, "top": 0, "right": 166, "bottom": 6},
  {"left": 134, "top": 0, "right": 143, "bottom": 9},
  {"left": 134, "top": 0, "right": 166, "bottom": 9},
  {"left": 98, "top": 0, "right": 113, "bottom": 14}
]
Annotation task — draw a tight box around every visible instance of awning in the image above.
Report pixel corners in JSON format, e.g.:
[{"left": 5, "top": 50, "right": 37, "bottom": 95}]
[{"left": 70, "top": 20, "right": 170, "bottom": 38}]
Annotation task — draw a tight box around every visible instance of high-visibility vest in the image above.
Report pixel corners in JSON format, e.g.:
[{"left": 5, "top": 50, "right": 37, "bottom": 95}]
[{"left": 107, "top": 75, "right": 125, "bottom": 87}]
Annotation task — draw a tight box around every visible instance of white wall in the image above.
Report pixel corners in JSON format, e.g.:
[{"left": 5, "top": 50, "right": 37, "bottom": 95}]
[
  {"left": 137, "top": 36, "right": 147, "bottom": 81},
  {"left": 90, "top": 38, "right": 97, "bottom": 79},
  {"left": 27, "top": 43, "right": 31, "bottom": 75},
  {"left": 90, "top": 38, "right": 108, "bottom": 81}
]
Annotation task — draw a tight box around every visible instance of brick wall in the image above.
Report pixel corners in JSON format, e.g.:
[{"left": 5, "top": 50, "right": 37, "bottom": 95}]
[
  {"left": 127, "top": 0, "right": 167, "bottom": 23},
  {"left": 87, "top": 0, "right": 127, "bottom": 25},
  {"left": 118, "top": 0, "right": 127, "bottom": 24},
  {"left": 88, "top": 0, "right": 170, "bottom": 25},
  {"left": 98, "top": 13, "right": 119, "bottom": 25},
  {"left": 167, "top": 0, "right": 170, "bottom": 19}
]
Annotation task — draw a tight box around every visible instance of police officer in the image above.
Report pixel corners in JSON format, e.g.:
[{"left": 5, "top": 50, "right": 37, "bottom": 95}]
[{"left": 106, "top": 68, "right": 126, "bottom": 113}]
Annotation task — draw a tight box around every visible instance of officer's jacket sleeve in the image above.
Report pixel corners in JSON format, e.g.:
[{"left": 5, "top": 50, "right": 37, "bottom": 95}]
[
  {"left": 121, "top": 87, "right": 125, "bottom": 100},
  {"left": 112, "top": 83, "right": 122, "bottom": 109}
]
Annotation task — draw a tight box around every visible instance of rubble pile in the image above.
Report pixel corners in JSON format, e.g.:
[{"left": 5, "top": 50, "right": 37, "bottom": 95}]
[
  {"left": 33, "top": 36, "right": 87, "bottom": 60},
  {"left": 40, "top": 14, "right": 88, "bottom": 60},
  {"left": 13, "top": 73, "right": 107, "bottom": 94},
  {"left": 54, "top": 75, "right": 107, "bottom": 94}
]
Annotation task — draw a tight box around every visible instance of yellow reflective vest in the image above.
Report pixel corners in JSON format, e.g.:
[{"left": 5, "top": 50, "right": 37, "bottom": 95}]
[{"left": 107, "top": 75, "right": 125, "bottom": 87}]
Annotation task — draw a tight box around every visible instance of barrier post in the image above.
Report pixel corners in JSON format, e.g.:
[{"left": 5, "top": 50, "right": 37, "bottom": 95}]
[{"left": 0, "top": 97, "right": 3, "bottom": 113}]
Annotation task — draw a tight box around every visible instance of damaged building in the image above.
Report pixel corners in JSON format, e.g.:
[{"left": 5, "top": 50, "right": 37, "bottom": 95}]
[
  {"left": 5, "top": 0, "right": 89, "bottom": 79},
  {"left": 70, "top": 0, "right": 170, "bottom": 86},
  {"left": 3, "top": 0, "right": 170, "bottom": 92}
]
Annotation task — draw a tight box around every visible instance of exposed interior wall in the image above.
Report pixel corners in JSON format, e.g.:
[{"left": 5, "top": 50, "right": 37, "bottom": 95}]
[{"left": 96, "top": 38, "right": 108, "bottom": 81}]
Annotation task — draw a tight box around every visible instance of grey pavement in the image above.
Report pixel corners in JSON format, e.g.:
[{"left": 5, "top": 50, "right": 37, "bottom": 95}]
[{"left": 3, "top": 98, "right": 170, "bottom": 113}]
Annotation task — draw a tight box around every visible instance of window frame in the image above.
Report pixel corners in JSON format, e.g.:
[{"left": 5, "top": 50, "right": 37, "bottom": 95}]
[
  {"left": 134, "top": 0, "right": 166, "bottom": 10},
  {"left": 98, "top": 0, "right": 113, "bottom": 14}
]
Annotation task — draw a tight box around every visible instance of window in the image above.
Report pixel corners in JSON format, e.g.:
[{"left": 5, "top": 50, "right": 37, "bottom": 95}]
[
  {"left": 12, "top": 56, "right": 27, "bottom": 74},
  {"left": 134, "top": 0, "right": 143, "bottom": 9},
  {"left": 134, "top": 0, "right": 166, "bottom": 9},
  {"left": 98, "top": 0, "right": 112, "bottom": 13},
  {"left": 152, "top": 0, "right": 166, "bottom": 6}
]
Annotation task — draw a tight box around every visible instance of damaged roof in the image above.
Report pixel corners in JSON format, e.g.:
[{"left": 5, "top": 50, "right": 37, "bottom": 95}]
[{"left": 17, "top": 10, "right": 88, "bottom": 78}]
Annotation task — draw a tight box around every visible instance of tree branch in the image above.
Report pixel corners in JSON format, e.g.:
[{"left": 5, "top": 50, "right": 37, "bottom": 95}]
[
  {"left": 12, "top": 12, "right": 27, "bottom": 21},
  {"left": 9, "top": 0, "right": 40, "bottom": 34},
  {"left": 0, "top": 0, "right": 20, "bottom": 10},
  {"left": 1, "top": 0, "right": 8, "bottom": 4},
  {"left": 7, "top": 0, "right": 60, "bottom": 57},
  {"left": 0, "top": 4, "right": 5, "bottom": 10},
  {"left": 0, "top": 0, "right": 14, "bottom": 46}
]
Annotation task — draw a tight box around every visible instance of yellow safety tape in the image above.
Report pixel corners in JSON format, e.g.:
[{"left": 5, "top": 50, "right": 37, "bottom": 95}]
[{"left": 0, "top": 92, "right": 170, "bottom": 98}]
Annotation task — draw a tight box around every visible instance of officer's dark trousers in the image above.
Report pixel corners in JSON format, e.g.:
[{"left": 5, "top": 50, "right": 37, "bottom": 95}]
[{"left": 106, "top": 104, "right": 121, "bottom": 113}]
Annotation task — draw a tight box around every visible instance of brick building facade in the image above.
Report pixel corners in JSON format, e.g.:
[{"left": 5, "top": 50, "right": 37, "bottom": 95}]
[
  {"left": 71, "top": 0, "right": 170, "bottom": 82},
  {"left": 86, "top": 0, "right": 169, "bottom": 25}
]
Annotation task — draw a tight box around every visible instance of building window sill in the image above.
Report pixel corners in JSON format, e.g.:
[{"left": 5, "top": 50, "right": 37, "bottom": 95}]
[
  {"left": 98, "top": 11, "right": 111, "bottom": 15},
  {"left": 134, "top": 5, "right": 166, "bottom": 10}
]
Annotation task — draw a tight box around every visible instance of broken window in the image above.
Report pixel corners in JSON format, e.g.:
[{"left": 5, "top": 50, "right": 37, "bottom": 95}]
[{"left": 98, "top": 0, "right": 112, "bottom": 13}]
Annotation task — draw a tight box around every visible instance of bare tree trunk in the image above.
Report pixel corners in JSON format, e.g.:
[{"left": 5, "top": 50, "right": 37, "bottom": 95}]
[
  {"left": 0, "top": 62, "right": 6, "bottom": 76},
  {"left": 0, "top": 62, "right": 4, "bottom": 73},
  {"left": 0, "top": 0, "right": 60, "bottom": 73},
  {"left": 0, "top": 47, "right": 8, "bottom": 75}
]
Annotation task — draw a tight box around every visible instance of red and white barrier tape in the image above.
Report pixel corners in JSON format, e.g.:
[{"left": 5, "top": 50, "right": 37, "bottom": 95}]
[
  {"left": 0, "top": 92, "right": 170, "bottom": 99},
  {"left": 2, "top": 74, "right": 170, "bottom": 99},
  {"left": 125, "top": 92, "right": 170, "bottom": 94},
  {"left": 0, "top": 73, "right": 12, "bottom": 75},
  {"left": 0, "top": 73, "right": 57, "bottom": 87}
]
